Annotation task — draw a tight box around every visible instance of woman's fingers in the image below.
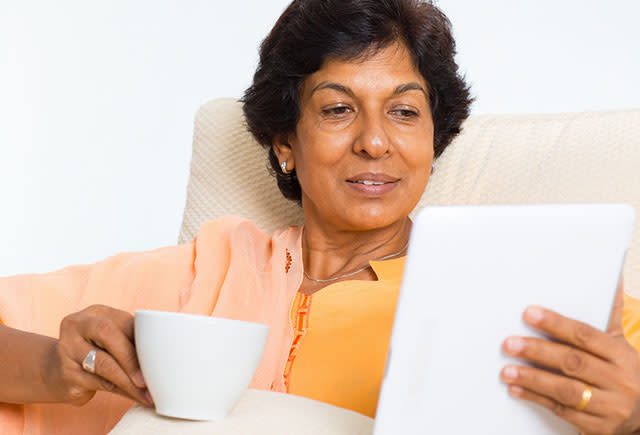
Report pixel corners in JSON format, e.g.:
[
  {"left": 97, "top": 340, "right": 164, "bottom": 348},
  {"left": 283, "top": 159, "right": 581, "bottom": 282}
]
[
  {"left": 76, "top": 345, "right": 151, "bottom": 406},
  {"left": 72, "top": 370, "right": 134, "bottom": 403},
  {"left": 501, "top": 300, "right": 640, "bottom": 433},
  {"left": 503, "top": 336, "right": 624, "bottom": 390},
  {"left": 503, "top": 366, "right": 640, "bottom": 434},
  {"left": 507, "top": 385, "right": 612, "bottom": 434},
  {"left": 522, "top": 305, "right": 629, "bottom": 365},
  {"left": 501, "top": 364, "right": 618, "bottom": 417},
  {"left": 81, "top": 311, "right": 145, "bottom": 389},
  {"left": 72, "top": 367, "right": 151, "bottom": 407},
  {"left": 58, "top": 305, "right": 151, "bottom": 406}
]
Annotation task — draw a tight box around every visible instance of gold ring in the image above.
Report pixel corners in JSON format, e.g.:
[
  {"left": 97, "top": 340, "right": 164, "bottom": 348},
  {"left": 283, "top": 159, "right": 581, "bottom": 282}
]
[{"left": 575, "top": 384, "right": 592, "bottom": 411}]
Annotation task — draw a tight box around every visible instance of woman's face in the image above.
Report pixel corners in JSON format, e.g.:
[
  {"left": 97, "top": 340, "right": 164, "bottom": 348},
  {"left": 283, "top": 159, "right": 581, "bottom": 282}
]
[{"left": 277, "top": 42, "right": 434, "bottom": 232}]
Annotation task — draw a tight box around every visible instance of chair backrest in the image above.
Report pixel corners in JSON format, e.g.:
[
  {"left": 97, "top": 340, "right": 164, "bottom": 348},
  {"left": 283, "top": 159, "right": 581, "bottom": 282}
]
[{"left": 179, "top": 98, "right": 640, "bottom": 297}]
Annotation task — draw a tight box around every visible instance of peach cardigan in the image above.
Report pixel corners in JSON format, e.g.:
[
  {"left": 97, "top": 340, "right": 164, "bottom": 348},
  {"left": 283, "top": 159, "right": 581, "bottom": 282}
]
[
  {"left": 1, "top": 216, "right": 640, "bottom": 434},
  {"left": 0, "top": 217, "right": 303, "bottom": 434}
]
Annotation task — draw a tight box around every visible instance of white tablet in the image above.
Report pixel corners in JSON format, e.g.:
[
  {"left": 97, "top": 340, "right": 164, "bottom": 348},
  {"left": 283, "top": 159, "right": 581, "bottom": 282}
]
[{"left": 374, "top": 204, "right": 635, "bottom": 435}]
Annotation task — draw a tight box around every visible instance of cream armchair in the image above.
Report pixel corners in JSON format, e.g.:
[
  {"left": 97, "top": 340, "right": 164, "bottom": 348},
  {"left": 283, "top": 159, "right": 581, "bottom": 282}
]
[
  {"left": 111, "top": 100, "right": 640, "bottom": 434},
  {"left": 180, "top": 99, "right": 640, "bottom": 297}
]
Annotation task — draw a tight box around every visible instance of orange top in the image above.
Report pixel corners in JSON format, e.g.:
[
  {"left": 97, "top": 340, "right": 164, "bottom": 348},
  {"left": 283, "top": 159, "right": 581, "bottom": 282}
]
[
  {"left": 2, "top": 217, "right": 640, "bottom": 434},
  {"left": 286, "top": 257, "right": 405, "bottom": 418},
  {"left": 284, "top": 257, "right": 640, "bottom": 419}
]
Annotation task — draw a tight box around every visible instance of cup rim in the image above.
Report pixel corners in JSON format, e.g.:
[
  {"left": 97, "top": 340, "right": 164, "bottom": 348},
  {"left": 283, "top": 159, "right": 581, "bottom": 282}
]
[{"left": 135, "top": 310, "right": 269, "bottom": 330}]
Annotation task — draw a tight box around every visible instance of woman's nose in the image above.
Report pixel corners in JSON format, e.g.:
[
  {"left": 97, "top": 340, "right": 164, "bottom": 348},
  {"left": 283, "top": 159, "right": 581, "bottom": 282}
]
[{"left": 353, "top": 114, "right": 392, "bottom": 159}]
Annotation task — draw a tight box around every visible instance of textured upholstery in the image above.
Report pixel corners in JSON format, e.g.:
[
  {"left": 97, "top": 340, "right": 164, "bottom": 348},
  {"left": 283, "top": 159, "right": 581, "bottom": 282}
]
[
  {"left": 110, "top": 389, "right": 373, "bottom": 434},
  {"left": 179, "top": 98, "right": 640, "bottom": 297}
]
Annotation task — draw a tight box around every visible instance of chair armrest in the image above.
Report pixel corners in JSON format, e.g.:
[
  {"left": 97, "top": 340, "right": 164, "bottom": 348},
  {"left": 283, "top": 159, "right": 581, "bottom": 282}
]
[{"left": 110, "top": 389, "right": 374, "bottom": 434}]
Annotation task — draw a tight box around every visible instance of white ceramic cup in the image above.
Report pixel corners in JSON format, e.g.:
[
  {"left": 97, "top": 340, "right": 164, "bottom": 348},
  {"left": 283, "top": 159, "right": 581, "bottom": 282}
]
[{"left": 134, "top": 310, "right": 269, "bottom": 421}]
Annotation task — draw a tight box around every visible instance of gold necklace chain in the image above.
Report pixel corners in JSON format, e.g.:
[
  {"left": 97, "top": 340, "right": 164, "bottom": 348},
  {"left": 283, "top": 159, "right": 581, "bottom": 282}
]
[{"left": 303, "top": 239, "right": 409, "bottom": 284}]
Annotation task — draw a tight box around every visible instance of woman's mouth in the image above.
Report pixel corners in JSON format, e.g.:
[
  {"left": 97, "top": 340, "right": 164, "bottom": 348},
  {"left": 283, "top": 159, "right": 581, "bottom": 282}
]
[
  {"left": 350, "top": 180, "right": 388, "bottom": 185},
  {"left": 346, "top": 173, "right": 400, "bottom": 196}
]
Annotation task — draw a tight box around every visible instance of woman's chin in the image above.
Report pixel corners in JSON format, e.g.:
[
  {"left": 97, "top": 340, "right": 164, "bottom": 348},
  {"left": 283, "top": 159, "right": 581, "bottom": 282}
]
[
  {"left": 341, "top": 205, "right": 411, "bottom": 232},
  {"left": 302, "top": 193, "right": 416, "bottom": 231}
]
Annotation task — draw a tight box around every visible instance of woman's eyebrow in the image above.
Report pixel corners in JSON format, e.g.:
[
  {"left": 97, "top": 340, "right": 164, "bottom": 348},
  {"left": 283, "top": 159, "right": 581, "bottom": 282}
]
[
  {"left": 309, "top": 81, "right": 428, "bottom": 100},
  {"left": 310, "top": 81, "right": 354, "bottom": 98},
  {"left": 393, "top": 82, "right": 428, "bottom": 100}
]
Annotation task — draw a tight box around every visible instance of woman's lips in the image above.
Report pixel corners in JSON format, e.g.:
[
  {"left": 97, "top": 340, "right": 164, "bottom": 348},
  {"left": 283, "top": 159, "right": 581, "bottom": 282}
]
[{"left": 346, "top": 173, "right": 400, "bottom": 196}]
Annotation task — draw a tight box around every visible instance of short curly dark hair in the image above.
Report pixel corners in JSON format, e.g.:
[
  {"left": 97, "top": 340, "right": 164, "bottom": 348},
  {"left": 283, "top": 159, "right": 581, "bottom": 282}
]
[{"left": 242, "top": 0, "right": 473, "bottom": 203}]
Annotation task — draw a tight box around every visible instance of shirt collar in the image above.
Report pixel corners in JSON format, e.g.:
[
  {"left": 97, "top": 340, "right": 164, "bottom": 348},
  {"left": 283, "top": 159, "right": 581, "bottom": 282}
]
[{"left": 369, "top": 256, "right": 406, "bottom": 281}]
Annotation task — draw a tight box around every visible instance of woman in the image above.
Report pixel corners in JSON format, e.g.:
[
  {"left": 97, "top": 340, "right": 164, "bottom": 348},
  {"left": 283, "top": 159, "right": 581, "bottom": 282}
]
[{"left": 1, "top": 0, "right": 640, "bottom": 433}]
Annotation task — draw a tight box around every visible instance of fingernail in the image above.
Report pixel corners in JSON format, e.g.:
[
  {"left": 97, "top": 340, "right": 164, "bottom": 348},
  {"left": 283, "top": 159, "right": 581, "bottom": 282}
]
[
  {"left": 525, "top": 306, "right": 544, "bottom": 324},
  {"left": 510, "top": 385, "right": 523, "bottom": 395},
  {"left": 506, "top": 337, "right": 525, "bottom": 354},
  {"left": 145, "top": 390, "right": 154, "bottom": 406},
  {"left": 134, "top": 370, "right": 146, "bottom": 388},
  {"left": 503, "top": 366, "right": 518, "bottom": 380}
]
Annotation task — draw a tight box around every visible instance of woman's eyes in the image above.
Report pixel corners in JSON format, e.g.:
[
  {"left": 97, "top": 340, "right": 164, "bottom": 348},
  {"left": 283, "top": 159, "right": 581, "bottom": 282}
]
[
  {"left": 321, "top": 106, "right": 353, "bottom": 117},
  {"left": 390, "top": 108, "right": 419, "bottom": 118},
  {"left": 320, "top": 105, "right": 419, "bottom": 119}
]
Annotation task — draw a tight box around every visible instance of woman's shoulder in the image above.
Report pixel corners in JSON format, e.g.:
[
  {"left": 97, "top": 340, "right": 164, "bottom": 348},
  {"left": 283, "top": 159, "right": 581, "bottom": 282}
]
[
  {"left": 196, "top": 216, "right": 300, "bottom": 243},
  {"left": 194, "top": 216, "right": 302, "bottom": 272}
]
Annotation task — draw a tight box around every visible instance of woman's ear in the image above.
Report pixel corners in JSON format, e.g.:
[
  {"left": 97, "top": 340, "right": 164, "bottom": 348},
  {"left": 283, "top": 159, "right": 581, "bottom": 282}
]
[{"left": 272, "top": 134, "right": 295, "bottom": 173}]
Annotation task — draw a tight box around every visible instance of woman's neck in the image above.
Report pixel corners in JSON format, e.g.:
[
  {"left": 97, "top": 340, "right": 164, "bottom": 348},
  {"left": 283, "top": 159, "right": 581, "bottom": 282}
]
[{"left": 300, "top": 216, "right": 412, "bottom": 292}]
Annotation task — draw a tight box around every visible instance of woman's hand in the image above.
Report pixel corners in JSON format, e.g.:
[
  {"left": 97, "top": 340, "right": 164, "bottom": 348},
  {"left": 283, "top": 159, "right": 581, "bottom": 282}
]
[
  {"left": 45, "top": 304, "right": 152, "bottom": 407},
  {"left": 501, "top": 282, "right": 640, "bottom": 434}
]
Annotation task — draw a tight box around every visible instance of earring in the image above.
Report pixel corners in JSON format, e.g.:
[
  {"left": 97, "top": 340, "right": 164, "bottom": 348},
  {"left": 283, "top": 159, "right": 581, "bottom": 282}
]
[{"left": 281, "top": 161, "right": 288, "bottom": 174}]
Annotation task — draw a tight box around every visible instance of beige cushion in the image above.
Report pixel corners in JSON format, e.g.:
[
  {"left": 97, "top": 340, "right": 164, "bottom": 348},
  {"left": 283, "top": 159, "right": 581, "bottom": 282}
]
[
  {"left": 109, "top": 389, "right": 373, "bottom": 434},
  {"left": 179, "top": 98, "right": 640, "bottom": 297}
]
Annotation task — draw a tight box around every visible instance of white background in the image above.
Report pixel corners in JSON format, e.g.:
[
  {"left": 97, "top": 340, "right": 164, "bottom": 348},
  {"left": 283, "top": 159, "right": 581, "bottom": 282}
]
[{"left": 1, "top": 0, "right": 639, "bottom": 276}]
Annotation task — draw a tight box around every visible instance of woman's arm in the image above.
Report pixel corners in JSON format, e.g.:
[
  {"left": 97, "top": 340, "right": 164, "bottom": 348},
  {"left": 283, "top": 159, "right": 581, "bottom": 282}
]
[
  {"left": 0, "top": 324, "right": 58, "bottom": 403},
  {"left": 0, "top": 217, "right": 243, "bottom": 410},
  {"left": 0, "top": 305, "right": 151, "bottom": 407}
]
